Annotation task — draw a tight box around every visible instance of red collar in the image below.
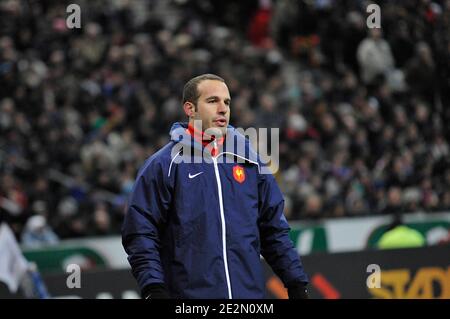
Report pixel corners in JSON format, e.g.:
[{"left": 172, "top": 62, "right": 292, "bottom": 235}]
[{"left": 186, "top": 122, "right": 225, "bottom": 156}]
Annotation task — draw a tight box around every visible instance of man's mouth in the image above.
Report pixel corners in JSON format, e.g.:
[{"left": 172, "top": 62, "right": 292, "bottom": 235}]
[{"left": 214, "top": 118, "right": 227, "bottom": 127}]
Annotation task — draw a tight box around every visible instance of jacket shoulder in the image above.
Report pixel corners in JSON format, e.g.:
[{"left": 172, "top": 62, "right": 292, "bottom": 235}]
[{"left": 137, "top": 141, "right": 177, "bottom": 178}]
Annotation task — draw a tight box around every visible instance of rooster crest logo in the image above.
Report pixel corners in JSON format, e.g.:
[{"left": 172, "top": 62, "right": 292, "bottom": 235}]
[{"left": 233, "top": 165, "right": 245, "bottom": 183}]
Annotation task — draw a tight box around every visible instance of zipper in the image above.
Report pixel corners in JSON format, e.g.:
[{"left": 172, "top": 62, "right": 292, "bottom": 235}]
[{"left": 212, "top": 148, "right": 233, "bottom": 299}]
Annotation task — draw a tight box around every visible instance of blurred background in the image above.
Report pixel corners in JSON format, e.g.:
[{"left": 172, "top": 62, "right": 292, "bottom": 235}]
[{"left": 0, "top": 0, "right": 449, "bottom": 299}]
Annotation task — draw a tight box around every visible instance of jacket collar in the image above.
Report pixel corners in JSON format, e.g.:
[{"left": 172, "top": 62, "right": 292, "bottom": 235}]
[
  {"left": 186, "top": 122, "right": 224, "bottom": 157},
  {"left": 170, "top": 122, "right": 259, "bottom": 163}
]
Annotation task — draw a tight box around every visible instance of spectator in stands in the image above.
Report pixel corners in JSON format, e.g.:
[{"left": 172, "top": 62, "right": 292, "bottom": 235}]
[
  {"left": 21, "top": 215, "right": 59, "bottom": 248},
  {"left": 357, "top": 28, "right": 395, "bottom": 85},
  {"left": 405, "top": 42, "right": 436, "bottom": 104}
]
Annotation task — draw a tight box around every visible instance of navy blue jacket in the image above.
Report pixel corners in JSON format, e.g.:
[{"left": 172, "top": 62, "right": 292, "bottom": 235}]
[{"left": 122, "top": 122, "right": 308, "bottom": 298}]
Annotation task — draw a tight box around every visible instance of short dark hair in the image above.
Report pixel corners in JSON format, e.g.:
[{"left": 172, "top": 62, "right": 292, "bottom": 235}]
[{"left": 182, "top": 74, "right": 225, "bottom": 107}]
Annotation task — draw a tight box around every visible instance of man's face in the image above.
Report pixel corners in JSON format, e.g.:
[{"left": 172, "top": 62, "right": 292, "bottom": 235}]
[{"left": 192, "top": 80, "right": 231, "bottom": 137}]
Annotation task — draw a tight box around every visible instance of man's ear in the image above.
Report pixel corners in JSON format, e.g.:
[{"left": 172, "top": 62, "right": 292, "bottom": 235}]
[{"left": 183, "top": 102, "right": 196, "bottom": 118}]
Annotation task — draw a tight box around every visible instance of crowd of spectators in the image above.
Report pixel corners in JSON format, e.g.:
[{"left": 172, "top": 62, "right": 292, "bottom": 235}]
[{"left": 0, "top": 0, "right": 449, "bottom": 244}]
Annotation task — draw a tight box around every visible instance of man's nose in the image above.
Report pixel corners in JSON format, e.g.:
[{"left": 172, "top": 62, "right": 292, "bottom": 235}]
[{"left": 217, "top": 101, "right": 228, "bottom": 114}]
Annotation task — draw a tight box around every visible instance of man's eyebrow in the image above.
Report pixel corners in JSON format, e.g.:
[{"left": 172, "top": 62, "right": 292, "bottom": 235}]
[{"left": 205, "top": 96, "right": 231, "bottom": 101}]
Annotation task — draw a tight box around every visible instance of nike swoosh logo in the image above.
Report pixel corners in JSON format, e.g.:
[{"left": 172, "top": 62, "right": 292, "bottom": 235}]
[{"left": 188, "top": 172, "right": 204, "bottom": 179}]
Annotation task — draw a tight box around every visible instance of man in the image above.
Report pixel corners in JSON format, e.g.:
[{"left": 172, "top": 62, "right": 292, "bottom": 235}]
[{"left": 122, "top": 74, "right": 309, "bottom": 299}]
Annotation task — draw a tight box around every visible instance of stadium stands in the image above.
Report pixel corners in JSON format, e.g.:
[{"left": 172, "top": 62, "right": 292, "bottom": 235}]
[{"left": 0, "top": 0, "right": 449, "bottom": 242}]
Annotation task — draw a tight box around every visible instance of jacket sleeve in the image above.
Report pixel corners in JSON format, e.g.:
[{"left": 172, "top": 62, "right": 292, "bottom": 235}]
[
  {"left": 257, "top": 170, "right": 309, "bottom": 287},
  {"left": 121, "top": 158, "right": 172, "bottom": 292}
]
